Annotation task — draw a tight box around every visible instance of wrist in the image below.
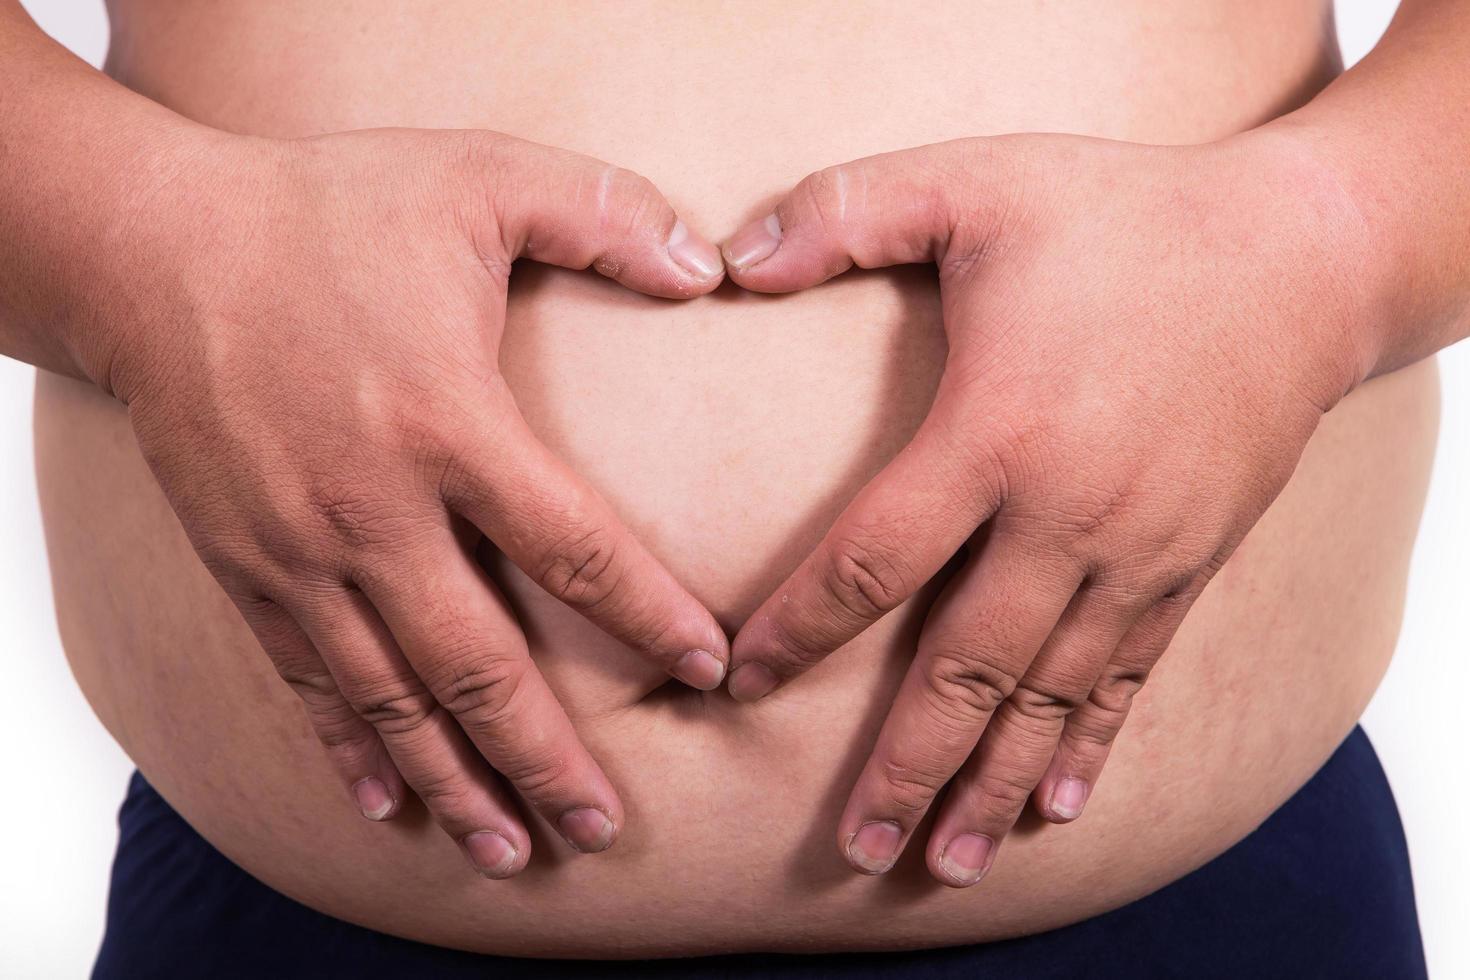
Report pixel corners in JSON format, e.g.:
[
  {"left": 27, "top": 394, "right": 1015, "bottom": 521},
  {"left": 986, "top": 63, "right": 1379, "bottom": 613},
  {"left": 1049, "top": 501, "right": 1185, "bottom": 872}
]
[
  {"left": 1224, "top": 122, "right": 1395, "bottom": 401},
  {"left": 64, "top": 123, "right": 278, "bottom": 401}
]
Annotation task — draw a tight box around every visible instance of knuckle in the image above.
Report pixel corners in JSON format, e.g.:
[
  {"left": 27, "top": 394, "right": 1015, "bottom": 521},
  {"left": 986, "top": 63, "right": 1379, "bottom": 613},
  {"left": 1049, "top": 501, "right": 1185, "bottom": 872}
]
[
  {"left": 452, "top": 128, "right": 501, "bottom": 175},
  {"left": 347, "top": 683, "right": 440, "bottom": 736},
  {"left": 447, "top": 130, "right": 508, "bottom": 224},
  {"left": 1162, "top": 550, "right": 1226, "bottom": 601},
  {"left": 233, "top": 591, "right": 287, "bottom": 632},
  {"left": 1095, "top": 556, "right": 1205, "bottom": 617},
  {"left": 432, "top": 405, "right": 515, "bottom": 503},
  {"left": 1137, "top": 527, "right": 1217, "bottom": 590},
  {"left": 1068, "top": 678, "right": 1146, "bottom": 748},
  {"left": 756, "top": 611, "right": 839, "bottom": 672},
  {"left": 942, "top": 140, "right": 1024, "bottom": 264},
  {"left": 238, "top": 604, "right": 349, "bottom": 710},
  {"left": 876, "top": 757, "right": 947, "bottom": 815},
  {"left": 308, "top": 485, "right": 379, "bottom": 544},
  {"left": 393, "top": 406, "right": 463, "bottom": 477},
  {"left": 1007, "top": 681, "right": 1081, "bottom": 722},
  {"left": 926, "top": 649, "right": 1017, "bottom": 718},
  {"left": 1084, "top": 539, "right": 1214, "bottom": 611},
  {"left": 604, "top": 167, "right": 665, "bottom": 234},
  {"left": 431, "top": 655, "right": 525, "bottom": 729},
  {"left": 343, "top": 545, "right": 417, "bottom": 598},
  {"left": 975, "top": 761, "right": 1041, "bottom": 812},
  {"left": 269, "top": 656, "right": 366, "bottom": 750},
  {"left": 1089, "top": 557, "right": 1169, "bottom": 604},
  {"left": 934, "top": 428, "right": 1007, "bottom": 513},
  {"left": 1091, "top": 669, "right": 1148, "bottom": 718},
  {"left": 533, "top": 524, "right": 623, "bottom": 610},
  {"left": 274, "top": 659, "right": 340, "bottom": 703},
  {"left": 308, "top": 709, "right": 371, "bottom": 752},
  {"left": 820, "top": 533, "right": 917, "bottom": 622},
  {"left": 495, "top": 746, "right": 572, "bottom": 804},
  {"left": 1049, "top": 485, "right": 1133, "bottom": 561},
  {"left": 1138, "top": 587, "right": 1199, "bottom": 643},
  {"left": 308, "top": 479, "right": 430, "bottom": 560},
  {"left": 1150, "top": 564, "right": 1201, "bottom": 604},
  {"left": 1067, "top": 708, "right": 1126, "bottom": 749},
  {"left": 409, "top": 769, "right": 476, "bottom": 822},
  {"left": 796, "top": 166, "right": 846, "bottom": 234},
  {"left": 946, "top": 399, "right": 1042, "bottom": 482},
  {"left": 1154, "top": 587, "right": 1195, "bottom": 615}
]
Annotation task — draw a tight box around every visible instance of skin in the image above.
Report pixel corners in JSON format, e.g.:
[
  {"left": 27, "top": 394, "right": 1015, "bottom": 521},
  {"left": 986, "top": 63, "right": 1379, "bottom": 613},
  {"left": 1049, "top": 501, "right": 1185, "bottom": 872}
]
[
  {"left": 36, "top": 270, "right": 1436, "bottom": 955},
  {"left": 721, "top": 0, "right": 1470, "bottom": 886},
  {"left": 0, "top": 0, "right": 1458, "bottom": 922}
]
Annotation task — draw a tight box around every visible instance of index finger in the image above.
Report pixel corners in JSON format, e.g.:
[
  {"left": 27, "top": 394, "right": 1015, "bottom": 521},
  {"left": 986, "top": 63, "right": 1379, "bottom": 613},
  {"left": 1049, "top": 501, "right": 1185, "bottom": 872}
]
[
  {"left": 726, "top": 387, "right": 1002, "bottom": 701},
  {"left": 440, "top": 398, "right": 730, "bottom": 690}
]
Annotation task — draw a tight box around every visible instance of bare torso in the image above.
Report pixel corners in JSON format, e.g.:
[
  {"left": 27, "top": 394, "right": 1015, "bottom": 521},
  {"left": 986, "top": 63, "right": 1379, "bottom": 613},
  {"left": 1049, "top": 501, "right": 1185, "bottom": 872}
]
[{"left": 35, "top": 0, "right": 1438, "bottom": 957}]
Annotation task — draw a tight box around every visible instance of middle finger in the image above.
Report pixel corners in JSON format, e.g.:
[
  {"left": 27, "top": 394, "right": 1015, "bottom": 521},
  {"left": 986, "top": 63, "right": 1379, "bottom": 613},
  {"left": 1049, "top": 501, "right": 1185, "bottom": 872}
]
[
  {"left": 835, "top": 527, "right": 1080, "bottom": 876},
  {"left": 358, "top": 532, "right": 624, "bottom": 855}
]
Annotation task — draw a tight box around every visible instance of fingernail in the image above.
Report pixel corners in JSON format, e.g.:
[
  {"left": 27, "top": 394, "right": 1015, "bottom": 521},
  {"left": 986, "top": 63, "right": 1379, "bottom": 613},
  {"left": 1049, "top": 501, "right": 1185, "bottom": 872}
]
[
  {"left": 1050, "top": 777, "right": 1090, "bottom": 821},
  {"left": 558, "top": 807, "right": 616, "bottom": 853},
  {"left": 666, "top": 220, "right": 724, "bottom": 280},
  {"left": 938, "top": 833, "right": 994, "bottom": 887},
  {"left": 847, "top": 820, "right": 904, "bottom": 874},
  {"left": 722, "top": 214, "right": 782, "bottom": 271},
  {"left": 463, "top": 831, "right": 519, "bottom": 878},
  {"left": 727, "top": 662, "right": 779, "bottom": 702},
  {"left": 673, "top": 649, "right": 726, "bottom": 690},
  {"left": 352, "top": 777, "right": 395, "bottom": 821}
]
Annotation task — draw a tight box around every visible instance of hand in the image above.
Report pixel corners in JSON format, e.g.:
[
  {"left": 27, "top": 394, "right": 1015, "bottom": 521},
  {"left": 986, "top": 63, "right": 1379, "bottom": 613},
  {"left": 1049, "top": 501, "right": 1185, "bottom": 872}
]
[
  {"left": 721, "top": 131, "right": 1374, "bottom": 886},
  {"left": 101, "top": 128, "right": 729, "bottom": 876}
]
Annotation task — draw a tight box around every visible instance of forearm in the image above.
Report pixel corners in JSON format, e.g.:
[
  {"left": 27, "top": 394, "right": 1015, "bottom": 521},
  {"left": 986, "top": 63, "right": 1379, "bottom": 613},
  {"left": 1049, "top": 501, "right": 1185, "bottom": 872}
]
[
  {"left": 1263, "top": 0, "right": 1470, "bottom": 378},
  {"left": 0, "top": 1, "right": 221, "bottom": 390}
]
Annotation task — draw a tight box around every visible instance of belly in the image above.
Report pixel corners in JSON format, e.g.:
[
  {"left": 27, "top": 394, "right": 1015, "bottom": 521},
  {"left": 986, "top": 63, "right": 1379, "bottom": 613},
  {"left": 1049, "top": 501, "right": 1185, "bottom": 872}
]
[{"left": 36, "top": 0, "right": 1438, "bottom": 957}]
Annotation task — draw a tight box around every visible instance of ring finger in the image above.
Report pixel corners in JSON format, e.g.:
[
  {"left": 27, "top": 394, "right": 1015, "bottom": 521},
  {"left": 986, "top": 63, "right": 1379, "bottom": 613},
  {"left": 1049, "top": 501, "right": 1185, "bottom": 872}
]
[{"left": 924, "top": 582, "right": 1151, "bottom": 886}]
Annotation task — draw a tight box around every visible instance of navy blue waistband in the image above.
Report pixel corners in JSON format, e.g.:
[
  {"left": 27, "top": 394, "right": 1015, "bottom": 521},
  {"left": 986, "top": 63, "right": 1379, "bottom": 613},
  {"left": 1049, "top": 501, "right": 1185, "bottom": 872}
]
[{"left": 94, "top": 725, "right": 1425, "bottom": 979}]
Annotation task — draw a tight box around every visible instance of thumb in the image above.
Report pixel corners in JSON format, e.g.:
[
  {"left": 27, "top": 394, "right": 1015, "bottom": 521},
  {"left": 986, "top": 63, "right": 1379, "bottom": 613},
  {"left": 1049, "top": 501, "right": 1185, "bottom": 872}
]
[
  {"left": 475, "top": 134, "right": 724, "bottom": 298},
  {"left": 722, "top": 138, "right": 1012, "bottom": 292}
]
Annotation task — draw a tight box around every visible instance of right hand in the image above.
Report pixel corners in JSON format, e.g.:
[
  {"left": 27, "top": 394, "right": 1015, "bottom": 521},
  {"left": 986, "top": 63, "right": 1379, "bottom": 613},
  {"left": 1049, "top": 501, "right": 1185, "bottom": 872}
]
[{"left": 92, "top": 127, "right": 729, "bottom": 877}]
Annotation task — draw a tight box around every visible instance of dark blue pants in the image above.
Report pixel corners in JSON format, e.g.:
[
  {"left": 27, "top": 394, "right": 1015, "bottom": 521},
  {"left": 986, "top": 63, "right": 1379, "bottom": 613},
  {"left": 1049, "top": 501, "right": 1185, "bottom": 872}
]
[{"left": 94, "top": 726, "right": 1426, "bottom": 979}]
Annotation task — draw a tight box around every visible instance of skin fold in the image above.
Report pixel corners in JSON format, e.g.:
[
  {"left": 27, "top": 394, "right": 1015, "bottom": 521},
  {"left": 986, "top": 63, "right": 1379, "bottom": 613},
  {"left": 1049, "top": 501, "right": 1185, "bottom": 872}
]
[{"left": 3, "top": 0, "right": 1465, "bottom": 956}]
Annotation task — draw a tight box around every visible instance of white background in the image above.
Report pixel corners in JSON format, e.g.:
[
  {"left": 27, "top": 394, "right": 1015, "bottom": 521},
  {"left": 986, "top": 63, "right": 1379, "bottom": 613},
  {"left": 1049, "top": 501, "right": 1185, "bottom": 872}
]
[{"left": 1, "top": 1, "right": 1463, "bottom": 976}]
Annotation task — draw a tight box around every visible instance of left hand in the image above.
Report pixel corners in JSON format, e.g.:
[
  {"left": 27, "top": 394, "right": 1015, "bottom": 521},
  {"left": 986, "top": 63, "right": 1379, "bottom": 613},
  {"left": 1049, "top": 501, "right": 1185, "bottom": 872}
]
[{"left": 720, "top": 131, "right": 1379, "bottom": 886}]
